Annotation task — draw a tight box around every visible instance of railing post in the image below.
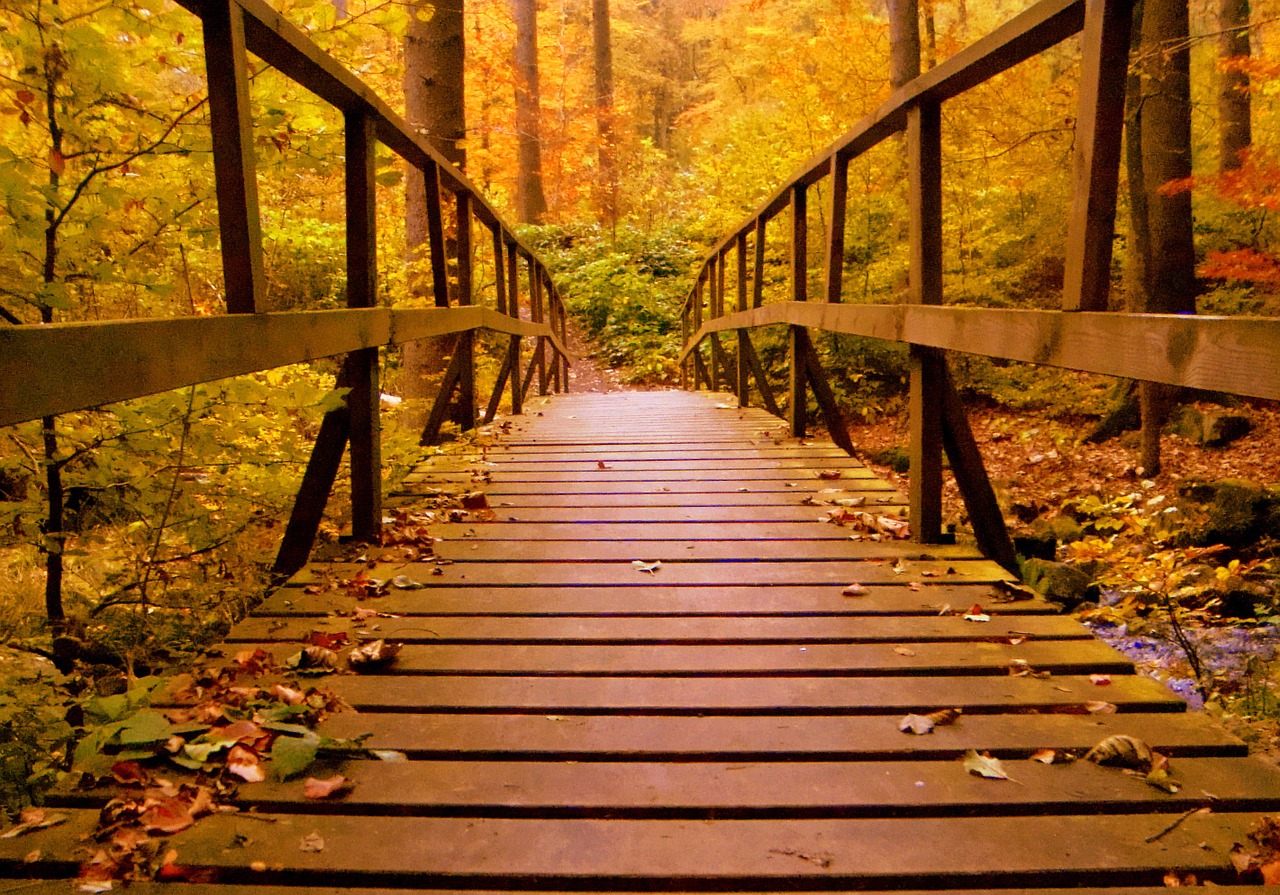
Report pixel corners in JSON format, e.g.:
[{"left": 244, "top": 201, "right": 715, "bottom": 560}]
[
  {"left": 908, "top": 101, "right": 945, "bottom": 543},
  {"left": 425, "top": 162, "right": 450, "bottom": 308},
  {"left": 788, "top": 184, "right": 808, "bottom": 438},
  {"left": 825, "top": 154, "right": 849, "bottom": 304},
  {"left": 1062, "top": 0, "right": 1133, "bottom": 312},
  {"left": 533, "top": 262, "right": 548, "bottom": 396},
  {"left": 556, "top": 286, "right": 569, "bottom": 392},
  {"left": 202, "top": 0, "right": 264, "bottom": 313},
  {"left": 454, "top": 191, "right": 476, "bottom": 428},
  {"left": 508, "top": 242, "right": 522, "bottom": 414},
  {"left": 708, "top": 254, "right": 721, "bottom": 392},
  {"left": 681, "top": 306, "right": 690, "bottom": 390},
  {"left": 753, "top": 217, "right": 766, "bottom": 309},
  {"left": 344, "top": 110, "right": 381, "bottom": 544},
  {"left": 736, "top": 230, "right": 749, "bottom": 406},
  {"left": 493, "top": 225, "right": 507, "bottom": 316},
  {"left": 692, "top": 274, "right": 704, "bottom": 389}
]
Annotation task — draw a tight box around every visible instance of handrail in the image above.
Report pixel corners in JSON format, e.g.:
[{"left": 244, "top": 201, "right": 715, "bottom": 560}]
[
  {"left": 674, "top": 0, "right": 1280, "bottom": 574},
  {"left": 0, "top": 308, "right": 573, "bottom": 429},
  {"left": 679, "top": 303, "right": 1280, "bottom": 402},
  {"left": 7, "top": 0, "right": 574, "bottom": 575}
]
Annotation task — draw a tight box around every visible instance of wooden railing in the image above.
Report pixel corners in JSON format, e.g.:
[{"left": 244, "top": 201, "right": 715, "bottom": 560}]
[
  {"left": 679, "top": 0, "right": 1280, "bottom": 572},
  {"left": 0, "top": 0, "right": 571, "bottom": 577}
]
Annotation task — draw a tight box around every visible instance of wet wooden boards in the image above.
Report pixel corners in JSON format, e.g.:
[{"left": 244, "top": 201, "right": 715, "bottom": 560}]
[{"left": 6, "top": 390, "right": 1280, "bottom": 893}]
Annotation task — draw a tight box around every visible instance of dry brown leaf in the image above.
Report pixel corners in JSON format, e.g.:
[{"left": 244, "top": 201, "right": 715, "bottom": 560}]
[
  {"left": 303, "top": 775, "right": 351, "bottom": 799},
  {"left": 893, "top": 646, "right": 916, "bottom": 657},
  {"left": 841, "top": 583, "right": 868, "bottom": 597},
  {"left": 1084, "top": 734, "right": 1153, "bottom": 770},
  {"left": 925, "top": 707, "right": 962, "bottom": 726},
  {"left": 1085, "top": 700, "right": 1118, "bottom": 714}
]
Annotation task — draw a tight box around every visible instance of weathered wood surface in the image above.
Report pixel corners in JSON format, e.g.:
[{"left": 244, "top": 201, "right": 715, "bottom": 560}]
[
  {"left": 680, "top": 301, "right": 1280, "bottom": 401},
  {"left": 8, "top": 390, "right": 1280, "bottom": 894}
]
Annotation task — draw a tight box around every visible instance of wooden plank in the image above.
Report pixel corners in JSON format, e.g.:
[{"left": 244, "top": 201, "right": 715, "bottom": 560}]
[
  {"left": 419, "top": 339, "right": 467, "bottom": 446},
  {"left": 230, "top": 614, "right": 1093, "bottom": 644},
  {"left": 1062, "top": 0, "right": 1133, "bottom": 311},
  {"left": 2, "top": 809, "right": 1265, "bottom": 886},
  {"left": 222, "top": 639, "right": 1134, "bottom": 676},
  {"left": 409, "top": 469, "right": 886, "bottom": 483},
  {"left": 424, "top": 540, "right": 973, "bottom": 563},
  {"left": 201, "top": 0, "right": 264, "bottom": 313},
  {"left": 391, "top": 506, "right": 911, "bottom": 523},
  {"left": 192, "top": 757, "right": 1280, "bottom": 816},
  {"left": 326, "top": 672, "right": 1183, "bottom": 713},
  {"left": 290, "top": 558, "right": 1012, "bottom": 587},
  {"left": 440, "top": 457, "right": 874, "bottom": 472},
  {"left": 420, "top": 520, "right": 899, "bottom": 538},
  {"left": 424, "top": 161, "right": 451, "bottom": 308},
  {"left": 319, "top": 710, "right": 1246, "bottom": 760},
  {"left": 259, "top": 583, "right": 1060, "bottom": 617},
  {"left": 679, "top": 302, "right": 1280, "bottom": 401},
  {"left": 15, "top": 884, "right": 1274, "bottom": 895}
]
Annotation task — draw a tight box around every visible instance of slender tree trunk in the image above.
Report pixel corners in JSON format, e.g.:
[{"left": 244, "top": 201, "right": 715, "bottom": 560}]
[
  {"left": 513, "top": 0, "right": 548, "bottom": 223},
  {"left": 888, "top": 0, "right": 921, "bottom": 88},
  {"left": 1218, "top": 0, "right": 1252, "bottom": 172},
  {"left": 1138, "top": 0, "right": 1196, "bottom": 476},
  {"left": 592, "top": 0, "right": 618, "bottom": 231},
  {"left": 920, "top": 0, "right": 937, "bottom": 70},
  {"left": 403, "top": 0, "right": 467, "bottom": 424}
]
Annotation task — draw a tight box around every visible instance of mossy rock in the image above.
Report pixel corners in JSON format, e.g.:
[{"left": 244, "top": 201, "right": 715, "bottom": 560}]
[
  {"left": 1020, "top": 558, "right": 1096, "bottom": 609},
  {"left": 1179, "top": 479, "right": 1280, "bottom": 548},
  {"left": 1170, "top": 407, "right": 1252, "bottom": 447},
  {"left": 869, "top": 445, "right": 911, "bottom": 474}
]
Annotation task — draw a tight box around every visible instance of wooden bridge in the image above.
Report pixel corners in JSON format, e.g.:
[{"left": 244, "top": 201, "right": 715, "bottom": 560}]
[
  {"left": 6, "top": 390, "right": 1280, "bottom": 893},
  {"left": 4, "top": 0, "right": 1280, "bottom": 890}
]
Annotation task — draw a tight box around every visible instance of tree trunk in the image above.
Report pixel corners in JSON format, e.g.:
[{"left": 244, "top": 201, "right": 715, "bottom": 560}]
[
  {"left": 403, "top": 0, "right": 467, "bottom": 425},
  {"left": 1218, "top": 0, "right": 1251, "bottom": 172},
  {"left": 1137, "top": 0, "right": 1197, "bottom": 476},
  {"left": 888, "top": 0, "right": 921, "bottom": 89},
  {"left": 513, "top": 0, "right": 548, "bottom": 223},
  {"left": 920, "top": 0, "right": 937, "bottom": 71},
  {"left": 593, "top": 0, "right": 618, "bottom": 231}
]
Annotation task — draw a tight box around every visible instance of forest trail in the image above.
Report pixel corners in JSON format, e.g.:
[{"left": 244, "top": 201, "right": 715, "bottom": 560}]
[{"left": 8, "top": 390, "right": 1280, "bottom": 891}]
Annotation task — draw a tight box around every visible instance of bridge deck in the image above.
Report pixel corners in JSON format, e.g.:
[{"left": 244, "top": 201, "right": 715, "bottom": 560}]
[{"left": 6, "top": 390, "right": 1280, "bottom": 893}]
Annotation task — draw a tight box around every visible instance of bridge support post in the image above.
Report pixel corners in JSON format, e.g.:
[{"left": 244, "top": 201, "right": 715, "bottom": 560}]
[
  {"left": 788, "top": 184, "right": 809, "bottom": 437},
  {"left": 736, "top": 232, "right": 750, "bottom": 406},
  {"left": 508, "top": 243, "right": 523, "bottom": 414},
  {"left": 907, "top": 101, "right": 945, "bottom": 543}
]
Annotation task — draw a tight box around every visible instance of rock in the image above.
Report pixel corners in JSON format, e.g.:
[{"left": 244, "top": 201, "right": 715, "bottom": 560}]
[
  {"left": 1180, "top": 479, "right": 1280, "bottom": 548},
  {"left": 1171, "top": 407, "right": 1251, "bottom": 447},
  {"left": 1020, "top": 558, "right": 1096, "bottom": 609},
  {"left": 1014, "top": 533, "right": 1056, "bottom": 562}
]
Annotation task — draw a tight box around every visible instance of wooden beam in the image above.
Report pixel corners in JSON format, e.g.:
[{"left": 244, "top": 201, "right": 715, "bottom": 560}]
[
  {"left": 420, "top": 344, "right": 467, "bottom": 446},
  {"left": 742, "top": 333, "right": 782, "bottom": 418},
  {"left": 939, "top": 364, "right": 1019, "bottom": 572},
  {"left": 791, "top": 185, "right": 808, "bottom": 303},
  {"left": 483, "top": 341, "right": 516, "bottom": 424},
  {"left": 753, "top": 218, "right": 766, "bottom": 309},
  {"left": 1062, "top": 0, "right": 1133, "bottom": 311},
  {"left": 454, "top": 191, "right": 476, "bottom": 429},
  {"left": 344, "top": 110, "right": 381, "bottom": 543},
  {"left": 736, "top": 231, "right": 750, "bottom": 405},
  {"left": 492, "top": 225, "right": 508, "bottom": 316},
  {"left": 507, "top": 243, "right": 523, "bottom": 414},
  {"left": 272, "top": 389, "right": 349, "bottom": 579},
  {"left": 201, "top": 0, "right": 264, "bottom": 313},
  {"left": 801, "top": 332, "right": 855, "bottom": 455},
  {"left": 788, "top": 325, "right": 807, "bottom": 438},
  {"left": 692, "top": 348, "right": 712, "bottom": 392},
  {"left": 522, "top": 337, "right": 545, "bottom": 402},
  {"left": 908, "top": 101, "right": 945, "bottom": 544},
  {"left": 824, "top": 154, "right": 849, "bottom": 304},
  {"left": 680, "top": 302, "right": 1280, "bottom": 402},
  {"left": 424, "top": 162, "right": 450, "bottom": 308}
]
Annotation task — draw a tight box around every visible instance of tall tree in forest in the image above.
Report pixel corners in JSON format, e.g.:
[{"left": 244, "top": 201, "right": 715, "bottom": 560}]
[
  {"left": 513, "top": 0, "right": 549, "bottom": 222},
  {"left": 593, "top": 0, "right": 618, "bottom": 229},
  {"left": 1218, "top": 0, "right": 1252, "bottom": 172},
  {"left": 888, "top": 0, "right": 921, "bottom": 88},
  {"left": 403, "top": 0, "right": 467, "bottom": 416},
  {"left": 1130, "top": 0, "right": 1197, "bottom": 476}
]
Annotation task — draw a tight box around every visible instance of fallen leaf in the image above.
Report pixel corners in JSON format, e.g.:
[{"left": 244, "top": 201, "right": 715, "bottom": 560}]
[
  {"left": 596, "top": 461, "right": 610, "bottom": 469},
  {"left": 348, "top": 639, "right": 403, "bottom": 671},
  {"left": 899, "top": 713, "right": 935, "bottom": 735},
  {"left": 389, "top": 575, "right": 426, "bottom": 589},
  {"left": 891, "top": 560, "right": 908, "bottom": 574},
  {"left": 300, "top": 832, "right": 326, "bottom": 852},
  {"left": 286, "top": 646, "right": 340, "bottom": 671},
  {"left": 110, "top": 761, "right": 150, "bottom": 786},
  {"left": 1089, "top": 674, "right": 1112, "bottom": 686},
  {"left": 963, "top": 609, "right": 991, "bottom": 622},
  {"left": 78, "top": 883, "right": 113, "bottom": 894},
  {"left": 925, "top": 707, "right": 962, "bottom": 726},
  {"left": 893, "top": 645, "right": 916, "bottom": 657},
  {"left": 818, "top": 470, "right": 843, "bottom": 480},
  {"left": 962, "top": 750, "right": 1013, "bottom": 781},
  {"left": 227, "top": 745, "right": 266, "bottom": 783},
  {"left": 841, "top": 583, "right": 868, "bottom": 597},
  {"left": 1084, "top": 734, "right": 1153, "bottom": 770},
  {"left": 303, "top": 775, "right": 351, "bottom": 799},
  {"left": 140, "top": 799, "right": 196, "bottom": 834},
  {"left": 1146, "top": 767, "right": 1181, "bottom": 794},
  {"left": 460, "top": 492, "right": 489, "bottom": 509},
  {"left": 631, "top": 560, "right": 662, "bottom": 574},
  {"left": 1030, "top": 749, "right": 1058, "bottom": 764},
  {"left": 1, "top": 808, "right": 69, "bottom": 838},
  {"left": 24, "top": 849, "right": 40, "bottom": 863},
  {"left": 1085, "top": 700, "right": 1118, "bottom": 714}
]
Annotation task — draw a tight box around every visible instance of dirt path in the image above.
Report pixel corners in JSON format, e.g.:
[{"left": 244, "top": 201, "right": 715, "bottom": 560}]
[{"left": 563, "top": 318, "right": 631, "bottom": 393}]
